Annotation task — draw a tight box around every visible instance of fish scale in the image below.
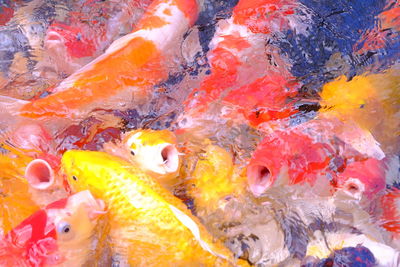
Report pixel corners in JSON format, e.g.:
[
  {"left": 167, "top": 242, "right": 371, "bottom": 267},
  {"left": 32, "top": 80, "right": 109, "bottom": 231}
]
[{"left": 62, "top": 150, "right": 247, "bottom": 266}]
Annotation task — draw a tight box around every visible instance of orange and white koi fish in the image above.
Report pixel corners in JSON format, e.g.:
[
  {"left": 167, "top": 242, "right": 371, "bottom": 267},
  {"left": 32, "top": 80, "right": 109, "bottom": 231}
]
[
  {"left": 1, "top": 0, "right": 200, "bottom": 126},
  {"left": 0, "top": 190, "right": 105, "bottom": 267},
  {"left": 104, "top": 129, "right": 181, "bottom": 191}
]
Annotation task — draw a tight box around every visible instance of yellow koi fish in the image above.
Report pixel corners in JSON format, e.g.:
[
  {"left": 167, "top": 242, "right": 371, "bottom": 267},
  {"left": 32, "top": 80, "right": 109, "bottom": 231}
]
[
  {"left": 61, "top": 150, "right": 247, "bottom": 266},
  {"left": 104, "top": 129, "right": 181, "bottom": 191},
  {"left": 319, "top": 68, "right": 400, "bottom": 154}
]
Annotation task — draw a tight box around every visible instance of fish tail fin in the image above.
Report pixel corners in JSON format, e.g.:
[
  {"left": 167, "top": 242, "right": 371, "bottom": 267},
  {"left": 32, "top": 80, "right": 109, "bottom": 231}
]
[{"left": 0, "top": 95, "right": 27, "bottom": 132}]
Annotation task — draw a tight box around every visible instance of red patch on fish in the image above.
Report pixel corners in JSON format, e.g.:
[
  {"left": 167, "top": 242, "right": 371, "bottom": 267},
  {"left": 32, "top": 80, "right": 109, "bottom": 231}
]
[
  {"left": 232, "top": 0, "right": 297, "bottom": 33},
  {"left": 2, "top": 209, "right": 58, "bottom": 266},
  {"left": 47, "top": 22, "right": 97, "bottom": 58},
  {"left": 380, "top": 188, "right": 400, "bottom": 234},
  {"left": 222, "top": 74, "right": 298, "bottom": 126},
  {"left": 0, "top": 6, "right": 14, "bottom": 26},
  {"left": 46, "top": 198, "right": 68, "bottom": 210}
]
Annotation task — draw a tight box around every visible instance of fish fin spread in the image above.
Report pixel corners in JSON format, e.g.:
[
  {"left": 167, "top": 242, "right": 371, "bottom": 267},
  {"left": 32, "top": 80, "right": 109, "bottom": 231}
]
[
  {"left": 168, "top": 204, "right": 230, "bottom": 262},
  {"left": 0, "top": 96, "right": 27, "bottom": 133},
  {"left": 384, "top": 156, "right": 400, "bottom": 186}
]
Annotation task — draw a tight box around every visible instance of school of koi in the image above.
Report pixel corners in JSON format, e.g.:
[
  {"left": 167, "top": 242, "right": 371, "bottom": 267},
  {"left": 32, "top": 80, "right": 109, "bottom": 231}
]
[{"left": 0, "top": 0, "right": 399, "bottom": 266}]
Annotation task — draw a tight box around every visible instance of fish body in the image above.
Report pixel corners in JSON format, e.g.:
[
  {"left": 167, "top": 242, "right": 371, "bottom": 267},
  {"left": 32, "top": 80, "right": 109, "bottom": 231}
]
[
  {"left": 0, "top": 190, "right": 105, "bottom": 267},
  {"left": 380, "top": 188, "right": 400, "bottom": 243},
  {"left": 62, "top": 150, "right": 243, "bottom": 266},
  {"left": 43, "top": 0, "right": 153, "bottom": 76},
  {"left": 104, "top": 129, "right": 181, "bottom": 191}
]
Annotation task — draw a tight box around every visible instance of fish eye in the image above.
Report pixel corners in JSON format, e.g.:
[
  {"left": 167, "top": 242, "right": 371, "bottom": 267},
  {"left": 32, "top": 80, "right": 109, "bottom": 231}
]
[
  {"left": 72, "top": 175, "right": 78, "bottom": 181},
  {"left": 130, "top": 150, "right": 135, "bottom": 156},
  {"left": 57, "top": 221, "right": 72, "bottom": 234}
]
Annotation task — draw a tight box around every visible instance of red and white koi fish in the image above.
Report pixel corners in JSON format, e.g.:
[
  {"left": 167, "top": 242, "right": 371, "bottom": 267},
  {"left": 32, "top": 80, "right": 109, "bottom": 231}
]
[
  {"left": 0, "top": 190, "right": 105, "bottom": 267},
  {"left": 180, "top": 0, "right": 299, "bottom": 131},
  {"left": 246, "top": 117, "right": 385, "bottom": 197}
]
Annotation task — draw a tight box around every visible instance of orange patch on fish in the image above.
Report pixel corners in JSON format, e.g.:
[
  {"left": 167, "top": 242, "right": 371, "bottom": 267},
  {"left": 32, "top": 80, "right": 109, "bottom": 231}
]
[{"left": 136, "top": 15, "right": 169, "bottom": 29}]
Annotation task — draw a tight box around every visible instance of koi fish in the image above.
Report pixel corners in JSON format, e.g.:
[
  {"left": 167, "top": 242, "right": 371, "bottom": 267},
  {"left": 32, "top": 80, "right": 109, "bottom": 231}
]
[
  {"left": 1, "top": 0, "right": 200, "bottom": 126},
  {"left": 334, "top": 158, "right": 386, "bottom": 201},
  {"left": 0, "top": 190, "right": 105, "bottom": 267},
  {"left": 319, "top": 68, "right": 400, "bottom": 154},
  {"left": 246, "top": 117, "right": 384, "bottom": 197},
  {"left": 180, "top": 0, "right": 298, "bottom": 131},
  {"left": 187, "top": 144, "right": 247, "bottom": 219},
  {"left": 61, "top": 150, "right": 247, "bottom": 266},
  {"left": 305, "top": 231, "right": 400, "bottom": 267},
  {"left": 1, "top": 122, "right": 68, "bottom": 206},
  {"left": 104, "top": 129, "right": 181, "bottom": 191}
]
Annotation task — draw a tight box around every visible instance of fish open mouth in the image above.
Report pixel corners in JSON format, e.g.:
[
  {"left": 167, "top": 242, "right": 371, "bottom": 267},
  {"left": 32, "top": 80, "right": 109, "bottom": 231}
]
[
  {"left": 25, "top": 159, "right": 55, "bottom": 190},
  {"left": 160, "top": 144, "right": 179, "bottom": 173},
  {"left": 247, "top": 165, "right": 273, "bottom": 197}
]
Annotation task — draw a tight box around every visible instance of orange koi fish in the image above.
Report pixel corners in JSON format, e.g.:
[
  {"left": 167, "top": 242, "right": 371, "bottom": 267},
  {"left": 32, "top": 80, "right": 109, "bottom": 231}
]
[
  {"left": 0, "top": 190, "right": 105, "bottom": 267},
  {"left": 1, "top": 0, "right": 200, "bottom": 123}
]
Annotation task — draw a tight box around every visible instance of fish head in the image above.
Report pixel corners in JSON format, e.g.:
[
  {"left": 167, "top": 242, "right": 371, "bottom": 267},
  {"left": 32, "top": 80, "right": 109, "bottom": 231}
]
[
  {"left": 335, "top": 158, "right": 386, "bottom": 200},
  {"left": 10, "top": 123, "right": 54, "bottom": 156},
  {"left": 61, "top": 150, "right": 110, "bottom": 197},
  {"left": 122, "top": 129, "right": 181, "bottom": 177},
  {"left": 247, "top": 129, "right": 333, "bottom": 197},
  {"left": 45, "top": 190, "right": 105, "bottom": 247}
]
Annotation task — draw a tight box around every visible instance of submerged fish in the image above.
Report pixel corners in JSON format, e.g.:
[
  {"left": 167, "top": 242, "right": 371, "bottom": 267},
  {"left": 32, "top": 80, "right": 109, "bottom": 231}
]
[
  {"left": 380, "top": 188, "right": 400, "bottom": 245},
  {"left": 187, "top": 144, "right": 247, "bottom": 219},
  {"left": 319, "top": 68, "right": 400, "bottom": 154},
  {"left": 104, "top": 129, "right": 181, "bottom": 191},
  {"left": 61, "top": 150, "right": 246, "bottom": 266},
  {"left": 0, "top": 190, "right": 105, "bottom": 267},
  {"left": 246, "top": 116, "right": 385, "bottom": 197},
  {"left": 334, "top": 158, "right": 386, "bottom": 201},
  {"left": 179, "top": 0, "right": 298, "bottom": 135},
  {"left": 0, "top": 0, "right": 200, "bottom": 126}
]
